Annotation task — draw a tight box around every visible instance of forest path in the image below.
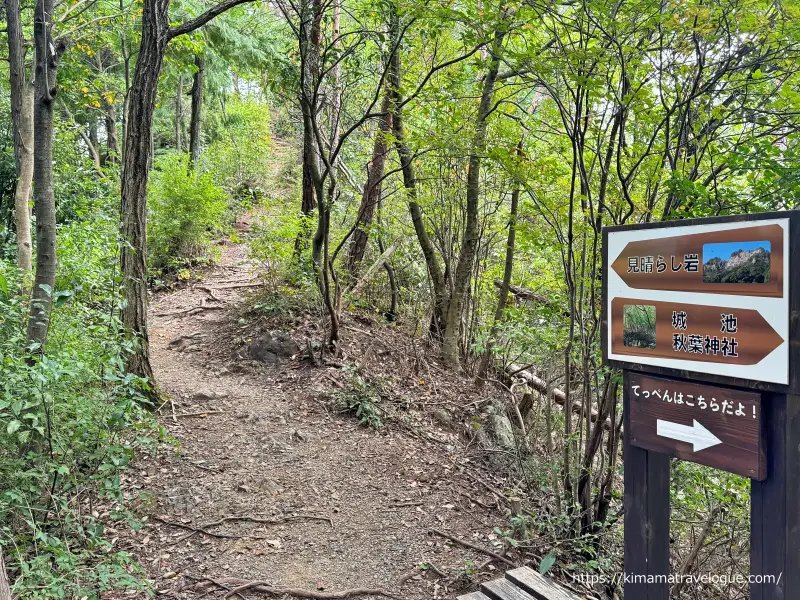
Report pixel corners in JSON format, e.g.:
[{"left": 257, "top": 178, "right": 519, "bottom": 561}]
[{"left": 122, "top": 219, "right": 508, "bottom": 599}]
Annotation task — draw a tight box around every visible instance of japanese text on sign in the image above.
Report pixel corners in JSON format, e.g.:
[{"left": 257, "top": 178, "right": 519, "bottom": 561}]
[
  {"left": 627, "top": 254, "right": 700, "bottom": 274},
  {"left": 670, "top": 311, "right": 739, "bottom": 357},
  {"left": 630, "top": 384, "right": 757, "bottom": 419}
]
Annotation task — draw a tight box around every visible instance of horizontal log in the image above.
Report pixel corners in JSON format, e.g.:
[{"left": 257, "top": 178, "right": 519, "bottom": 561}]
[
  {"left": 495, "top": 280, "right": 553, "bottom": 306},
  {"left": 509, "top": 365, "right": 612, "bottom": 431}
]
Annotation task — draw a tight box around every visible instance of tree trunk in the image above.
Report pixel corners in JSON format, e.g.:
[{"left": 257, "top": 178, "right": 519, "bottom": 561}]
[
  {"left": 328, "top": 0, "right": 341, "bottom": 144},
  {"left": 105, "top": 100, "right": 120, "bottom": 163},
  {"left": 119, "top": 0, "right": 171, "bottom": 387},
  {"left": 82, "top": 129, "right": 104, "bottom": 174},
  {"left": 293, "top": 0, "right": 321, "bottom": 259},
  {"left": 0, "top": 545, "right": 10, "bottom": 600},
  {"left": 120, "top": 0, "right": 257, "bottom": 388},
  {"left": 5, "top": 0, "right": 34, "bottom": 271},
  {"left": 189, "top": 53, "right": 205, "bottom": 166},
  {"left": 89, "top": 117, "right": 100, "bottom": 157},
  {"left": 377, "top": 198, "right": 398, "bottom": 319},
  {"left": 388, "top": 8, "right": 447, "bottom": 338},
  {"left": 120, "top": 0, "right": 131, "bottom": 162},
  {"left": 476, "top": 181, "right": 519, "bottom": 384},
  {"left": 442, "top": 27, "right": 506, "bottom": 369},
  {"left": 175, "top": 73, "right": 183, "bottom": 152},
  {"left": 59, "top": 99, "right": 105, "bottom": 177},
  {"left": 347, "top": 88, "right": 392, "bottom": 274},
  {"left": 27, "top": 0, "right": 64, "bottom": 351}
]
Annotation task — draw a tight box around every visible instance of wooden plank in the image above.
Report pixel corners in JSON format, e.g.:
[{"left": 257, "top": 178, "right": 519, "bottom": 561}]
[
  {"left": 623, "top": 372, "right": 670, "bottom": 600},
  {"left": 481, "top": 578, "right": 538, "bottom": 600},
  {"left": 503, "top": 567, "right": 581, "bottom": 600},
  {"left": 458, "top": 592, "right": 493, "bottom": 600}
]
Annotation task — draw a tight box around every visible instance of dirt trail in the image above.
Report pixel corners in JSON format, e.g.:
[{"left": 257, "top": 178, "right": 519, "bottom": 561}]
[{"left": 122, "top": 225, "right": 511, "bottom": 599}]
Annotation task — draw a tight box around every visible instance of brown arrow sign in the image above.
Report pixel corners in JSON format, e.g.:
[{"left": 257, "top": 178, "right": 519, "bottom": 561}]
[
  {"left": 627, "top": 372, "right": 765, "bottom": 479},
  {"left": 612, "top": 298, "right": 784, "bottom": 366},
  {"left": 610, "top": 223, "right": 783, "bottom": 297}
]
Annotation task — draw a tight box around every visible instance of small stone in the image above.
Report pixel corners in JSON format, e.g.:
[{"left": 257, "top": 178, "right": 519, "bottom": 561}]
[
  {"left": 257, "top": 478, "right": 281, "bottom": 493},
  {"left": 490, "top": 413, "right": 516, "bottom": 449},
  {"left": 248, "top": 331, "right": 300, "bottom": 363},
  {"left": 433, "top": 408, "right": 453, "bottom": 428}
]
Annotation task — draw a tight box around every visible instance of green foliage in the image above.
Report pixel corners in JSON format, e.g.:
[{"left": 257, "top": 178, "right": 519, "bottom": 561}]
[
  {"left": 622, "top": 304, "right": 657, "bottom": 349},
  {"left": 0, "top": 210, "right": 158, "bottom": 597},
  {"left": 148, "top": 153, "right": 229, "bottom": 271},
  {"left": 53, "top": 125, "right": 116, "bottom": 225},
  {"left": 333, "top": 366, "right": 387, "bottom": 428},
  {"left": 202, "top": 97, "right": 272, "bottom": 198},
  {"left": 539, "top": 551, "right": 557, "bottom": 575},
  {"left": 249, "top": 204, "right": 315, "bottom": 286}
]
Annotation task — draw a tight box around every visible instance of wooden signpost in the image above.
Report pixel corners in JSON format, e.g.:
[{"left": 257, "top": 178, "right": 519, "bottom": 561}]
[{"left": 602, "top": 211, "right": 800, "bottom": 600}]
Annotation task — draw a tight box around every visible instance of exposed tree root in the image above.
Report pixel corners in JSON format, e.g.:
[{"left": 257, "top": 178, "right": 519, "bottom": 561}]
[
  {"left": 220, "top": 580, "right": 402, "bottom": 599},
  {"left": 428, "top": 528, "right": 515, "bottom": 567}
]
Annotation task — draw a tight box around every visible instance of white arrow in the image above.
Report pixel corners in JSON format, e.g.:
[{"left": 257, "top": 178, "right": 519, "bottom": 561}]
[{"left": 656, "top": 419, "right": 722, "bottom": 452}]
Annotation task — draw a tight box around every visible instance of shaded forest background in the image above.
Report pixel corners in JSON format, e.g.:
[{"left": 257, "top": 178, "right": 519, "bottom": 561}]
[{"left": 1, "top": 0, "right": 799, "bottom": 595}]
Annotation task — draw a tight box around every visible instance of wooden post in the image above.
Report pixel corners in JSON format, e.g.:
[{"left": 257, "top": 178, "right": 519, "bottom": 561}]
[
  {"left": 750, "top": 393, "right": 800, "bottom": 599},
  {"left": 623, "top": 370, "right": 670, "bottom": 600}
]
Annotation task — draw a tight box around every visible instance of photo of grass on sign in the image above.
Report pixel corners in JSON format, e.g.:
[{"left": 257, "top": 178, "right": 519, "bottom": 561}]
[
  {"left": 703, "top": 240, "right": 771, "bottom": 283},
  {"left": 623, "top": 304, "right": 656, "bottom": 349}
]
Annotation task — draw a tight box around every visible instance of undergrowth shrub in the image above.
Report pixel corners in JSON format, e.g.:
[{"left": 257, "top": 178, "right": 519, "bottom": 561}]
[
  {"left": 250, "top": 205, "right": 315, "bottom": 286},
  {"left": 333, "top": 366, "right": 387, "bottom": 428},
  {"left": 202, "top": 98, "right": 272, "bottom": 198},
  {"left": 148, "top": 153, "right": 228, "bottom": 272},
  {"left": 0, "top": 214, "right": 159, "bottom": 598}
]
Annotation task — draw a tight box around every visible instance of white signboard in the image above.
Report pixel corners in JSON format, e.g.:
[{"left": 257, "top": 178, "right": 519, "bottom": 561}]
[{"left": 606, "top": 218, "right": 789, "bottom": 384}]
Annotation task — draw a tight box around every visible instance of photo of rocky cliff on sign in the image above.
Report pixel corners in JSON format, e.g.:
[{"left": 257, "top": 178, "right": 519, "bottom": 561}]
[{"left": 702, "top": 241, "right": 771, "bottom": 284}]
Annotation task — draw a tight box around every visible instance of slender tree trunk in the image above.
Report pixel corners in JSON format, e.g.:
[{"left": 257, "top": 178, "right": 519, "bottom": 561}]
[
  {"left": 0, "top": 545, "right": 10, "bottom": 600},
  {"left": 377, "top": 199, "right": 398, "bottom": 320},
  {"left": 105, "top": 100, "right": 120, "bottom": 163},
  {"left": 27, "top": 0, "right": 64, "bottom": 351},
  {"left": 175, "top": 73, "right": 183, "bottom": 152},
  {"left": 389, "top": 8, "right": 447, "bottom": 338},
  {"left": 189, "top": 53, "right": 205, "bottom": 166},
  {"left": 328, "top": 0, "right": 341, "bottom": 145},
  {"left": 300, "top": 144, "right": 317, "bottom": 215},
  {"left": 293, "top": 0, "right": 321, "bottom": 259},
  {"left": 442, "top": 27, "right": 506, "bottom": 369},
  {"left": 6, "top": 0, "right": 34, "bottom": 271},
  {"left": 119, "top": 0, "right": 171, "bottom": 387},
  {"left": 120, "top": 0, "right": 131, "bottom": 162},
  {"left": 476, "top": 182, "right": 519, "bottom": 384},
  {"left": 82, "top": 129, "right": 104, "bottom": 174},
  {"left": 347, "top": 88, "right": 392, "bottom": 274},
  {"left": 59, "top": 99, "right": 105, "bottom": 177}
]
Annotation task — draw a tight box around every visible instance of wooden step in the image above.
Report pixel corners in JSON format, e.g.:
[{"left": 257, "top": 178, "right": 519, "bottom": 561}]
[
  {"left": 504, "top": 567, "right": 582, "bottom": 600},
  {"left": 457, "top": 566, "right": 583, "bottom": 600},
  {"left": 481, "top": 578, "right": 539, "bottom": 600}
]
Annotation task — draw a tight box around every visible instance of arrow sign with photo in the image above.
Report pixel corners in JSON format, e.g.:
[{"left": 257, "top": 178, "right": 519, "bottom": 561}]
[
  {"left": 610, "top": 298, "right": 784, "bottom": 366},
  {"left": 610, "top": 223, "right": 784, "bottom": 297}
]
